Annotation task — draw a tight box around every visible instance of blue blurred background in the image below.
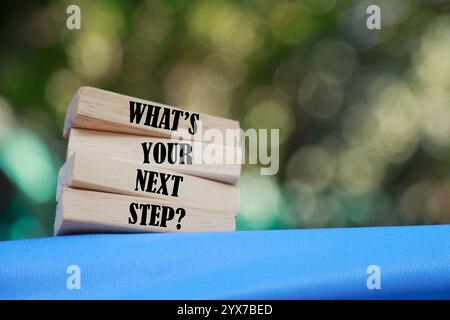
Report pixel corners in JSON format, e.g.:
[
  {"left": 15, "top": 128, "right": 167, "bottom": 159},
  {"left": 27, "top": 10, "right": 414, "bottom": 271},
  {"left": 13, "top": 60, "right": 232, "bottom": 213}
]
[{"left": 1, "top": 0, "right": 450, "bottom": 240}]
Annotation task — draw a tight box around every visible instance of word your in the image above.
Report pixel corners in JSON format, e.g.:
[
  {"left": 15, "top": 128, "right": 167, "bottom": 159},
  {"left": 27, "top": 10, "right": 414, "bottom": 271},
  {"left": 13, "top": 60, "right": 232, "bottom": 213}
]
[
  {"left": 134, "top": 169, "right": 184, "bottom": 197},
  {"left": 141, "top": 142, "right": 192, "bottom": 165},
  {"left": 366, "top": 264, "right": 381, "bottom": 290},
  {"left": 130, "top": 100, "right": 199, "bottom": 134},
  {"left": 129, "top": 202, "right": 186, "bottom": 230},
  {"left": 66, "top": 264, "right": 81, "bottom": 290},
  {"left": 366, "top": 4, "right": 381, "bottom": 30},
  {"left": 66, "top": 5, "right": 81, "bottom": 30}
]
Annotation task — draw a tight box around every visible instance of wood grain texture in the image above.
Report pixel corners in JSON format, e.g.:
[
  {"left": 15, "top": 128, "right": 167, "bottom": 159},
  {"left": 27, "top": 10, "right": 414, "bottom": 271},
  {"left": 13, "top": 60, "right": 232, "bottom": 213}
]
[
  {"left": 55, "top": 188, "right": 236, "bottom": 235},
  {"left": 67, "top": 128, "right": 241, "bottom": 185},
  {"left": 63, "top": 87, "right": 240, "bottom": 145},
  {"left": 58, "top": 151, "right": 240, "bottom": 213}
]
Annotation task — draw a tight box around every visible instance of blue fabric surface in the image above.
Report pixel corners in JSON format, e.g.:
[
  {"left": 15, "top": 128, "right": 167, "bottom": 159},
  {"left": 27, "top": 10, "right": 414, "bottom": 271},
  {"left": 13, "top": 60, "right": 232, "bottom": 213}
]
[{"left": 0, "top": 225, "right": 449, "bottom": 299}]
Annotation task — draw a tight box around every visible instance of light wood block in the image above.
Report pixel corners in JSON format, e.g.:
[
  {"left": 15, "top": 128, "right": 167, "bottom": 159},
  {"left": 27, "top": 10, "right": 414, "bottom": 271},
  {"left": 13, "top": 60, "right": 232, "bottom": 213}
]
[
  {"left": 63, "top": 87, "right": 240, "bottom": 145},
  {"left": 58, "top": 151, "right": 240, "bottom": 213},
  {"left": 55, "top": 188, "right": 236, "bottom": 235},
  {"left": 67, "top": 128, "right": 241, "bottom": 185}
]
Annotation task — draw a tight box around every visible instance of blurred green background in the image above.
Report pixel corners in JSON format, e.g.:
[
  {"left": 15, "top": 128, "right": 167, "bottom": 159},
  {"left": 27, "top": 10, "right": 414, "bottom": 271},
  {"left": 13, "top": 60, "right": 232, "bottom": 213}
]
[{"left": 1, "top": 0, "right": 450, "bottom": 240}]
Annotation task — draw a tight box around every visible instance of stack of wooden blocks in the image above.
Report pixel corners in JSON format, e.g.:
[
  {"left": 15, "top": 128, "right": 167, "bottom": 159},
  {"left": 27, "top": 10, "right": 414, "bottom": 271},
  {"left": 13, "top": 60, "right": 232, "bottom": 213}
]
[{"left": 54, "top": 87, "right": 241, "bottom": 235}]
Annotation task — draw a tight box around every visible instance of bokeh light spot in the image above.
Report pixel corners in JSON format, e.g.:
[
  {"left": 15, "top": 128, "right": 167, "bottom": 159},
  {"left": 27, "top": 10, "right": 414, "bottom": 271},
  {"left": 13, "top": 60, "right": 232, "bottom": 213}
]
[{"left": 0, "top": 129, "right": 57, "bottom": 203}]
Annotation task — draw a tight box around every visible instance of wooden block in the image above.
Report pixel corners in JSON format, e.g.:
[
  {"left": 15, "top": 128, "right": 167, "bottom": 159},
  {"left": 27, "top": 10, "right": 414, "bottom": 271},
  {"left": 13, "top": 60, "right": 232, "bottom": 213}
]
[
  {"left": 58, "top": 151, "right": 240, "bottom": 213},
  {"left": 55, "top": 188, "right": 236, "bottom": 235},
  {"left": 63, "top": 87, "right": 240, "bottom": 145},
  {"left": 67, "top": 128, "right": 241, "bottom": 185}
]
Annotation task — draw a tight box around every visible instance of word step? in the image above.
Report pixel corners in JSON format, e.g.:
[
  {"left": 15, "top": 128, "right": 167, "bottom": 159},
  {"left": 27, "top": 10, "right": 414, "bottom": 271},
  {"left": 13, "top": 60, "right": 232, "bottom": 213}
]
[
  {"left": 128, "top": 202, "right": 186, "bottom": 230},
  {"left": 54, "top": 188, "right": 236, "bottom": 235}
]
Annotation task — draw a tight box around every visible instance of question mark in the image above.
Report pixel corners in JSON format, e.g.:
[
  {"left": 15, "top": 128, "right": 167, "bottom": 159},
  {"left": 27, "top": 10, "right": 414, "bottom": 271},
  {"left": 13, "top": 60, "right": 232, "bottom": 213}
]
[{"left": 176, "top": 208, "right": 186, "bottom": 230}]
